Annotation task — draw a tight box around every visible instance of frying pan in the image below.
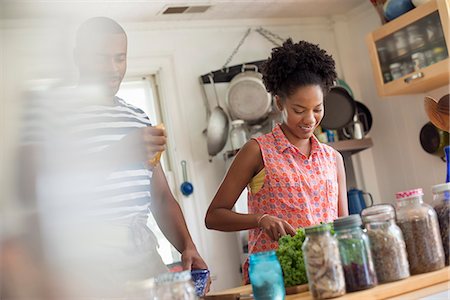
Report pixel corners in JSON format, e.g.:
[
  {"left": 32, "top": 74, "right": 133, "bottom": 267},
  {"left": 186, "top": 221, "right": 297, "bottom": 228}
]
[
  {"left": 206, "top": 75, "right": 229, "bottom": 157},
  {"left": 420, "top": 122, "right": 449, "bottom": 160},
  {"left": 321, "top": 86, "right": 356, "bottom": 130}
]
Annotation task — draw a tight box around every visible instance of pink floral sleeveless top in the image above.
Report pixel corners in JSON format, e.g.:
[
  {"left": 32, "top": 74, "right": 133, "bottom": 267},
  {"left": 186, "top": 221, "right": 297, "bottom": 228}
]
[{"left": 243, "top": 124, "right": 339, "bottom": 283}]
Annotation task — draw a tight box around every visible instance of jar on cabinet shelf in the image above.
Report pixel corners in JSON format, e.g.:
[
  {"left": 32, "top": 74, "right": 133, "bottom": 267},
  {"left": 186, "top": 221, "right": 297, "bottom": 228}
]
[
  {"left": 431, "top": 183, "right": 450, "bottom": 266},
  {"left": 393, "top": 31, "right": 409, "bottom": 56},
  {"left": 361, "top": 205, "right": 410, "bottom": 283},
  {"left": 395, "top": 188, "right": 445, "bottom": 275},
  {"left": 406, "top": 25, "right": 426, "bottom": 49},
  {"left": 412, "top": 52, "right": 427, "bottom": 70},
  {"left": 334, "top": 215, "right": 377, "bottom": 292},
  {"left": 302, "top": 224, "right": 346, "bottom": 300}
]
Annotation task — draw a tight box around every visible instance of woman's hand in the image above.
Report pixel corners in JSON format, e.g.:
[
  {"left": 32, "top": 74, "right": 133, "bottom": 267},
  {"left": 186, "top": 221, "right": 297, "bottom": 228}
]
[{"left": 258, "top": 214, "right": 296, "bottom": 241}]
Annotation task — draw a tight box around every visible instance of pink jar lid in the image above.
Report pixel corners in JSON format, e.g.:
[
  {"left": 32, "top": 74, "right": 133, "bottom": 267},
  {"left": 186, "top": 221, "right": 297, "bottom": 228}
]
[{"left": 395, "top": 188, "right": 424, "bottom": 200}]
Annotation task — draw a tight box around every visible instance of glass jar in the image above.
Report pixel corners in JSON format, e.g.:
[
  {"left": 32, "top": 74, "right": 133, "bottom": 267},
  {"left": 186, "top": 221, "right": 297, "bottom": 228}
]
[
  {"left": 126, "top": 278, "right": 155, "bottom": 300},
  {"left": 230, "top": 119, "right": 248, "bottom": 151},
  {"left": 154, "top": 271, "right": 197, "bottom": 300},
  {"left": 424, "top": 49, "right": 436, "bottom": 66},
  {"left": 302, "top": 224, "right": 345, "bottom": 300},
  {"left": 361, "top": 205, "right": 410, "bottom": 283},
  {"left": 432, "top": 183, "right": 450, "bottom": 266},
  {"left": 389, "top": 63, "right": 402, "bottom": 80},
  {"left": 412, "top": 52, "right": 427, "bottom": 71},
  {"left": 249, "top": 251, "right": 285, "bottom": 300},
  {"left": 377, "top": 46, "right": 389, "bottom": 65},
  {"left": 334, "top": 215, "right": 377, "bottom": 292},
  {"left": 426, "top": 19, "right": 439, "bottom": 42},
  {"left": 400, "top": 61, "right": 414, "bottom": 76},
  {"left": 395, "top": 188, "right": 445, "bottom": 275},
  {"left": 393, "top": 31, "right": 408, "bottom": 57},
  {"left": 406, "top": 25, "right": 426, "bottom": 50},
  {"left": 433, "top": 47, "right": 447, "bottom": 63}
]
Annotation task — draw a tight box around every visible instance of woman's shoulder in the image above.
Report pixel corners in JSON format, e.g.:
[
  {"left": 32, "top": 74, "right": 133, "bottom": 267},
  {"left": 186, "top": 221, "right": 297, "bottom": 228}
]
[{"left": 316, "top": 141, "right": 341, "bottom": 160}]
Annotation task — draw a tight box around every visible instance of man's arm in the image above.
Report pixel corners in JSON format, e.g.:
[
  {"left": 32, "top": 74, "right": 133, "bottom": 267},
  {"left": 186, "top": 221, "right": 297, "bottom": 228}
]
[{"left": 150, "top": 164, "right": 207, "bottom": 270}]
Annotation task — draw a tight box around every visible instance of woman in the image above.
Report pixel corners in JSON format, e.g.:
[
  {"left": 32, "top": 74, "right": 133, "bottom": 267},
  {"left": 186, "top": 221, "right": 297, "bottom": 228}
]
[{"left": 205, "top": 39, "right": 348, "bottom": 283}]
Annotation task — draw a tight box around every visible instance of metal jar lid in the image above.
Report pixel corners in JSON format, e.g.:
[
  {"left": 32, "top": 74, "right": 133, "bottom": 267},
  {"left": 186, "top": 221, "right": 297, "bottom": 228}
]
[
  {"left": 333, "top": 214, "right": 362, "bottom": 230},
  {"left": 361, "top": 204, "right": 395, "bottom": 224},
  {"left": 305, "top": 223, "right": 331, "bottom": 235},
  {"left": 432, "top": 182, "right": 450, "bottom": 194}
]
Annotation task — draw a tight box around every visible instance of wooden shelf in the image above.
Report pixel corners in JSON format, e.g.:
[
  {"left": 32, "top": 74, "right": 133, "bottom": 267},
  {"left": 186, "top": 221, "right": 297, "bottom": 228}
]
[
  {"left": 210, "top": 266, "right": 450, "bottom": 300},
  {"left": 327, "top": 138, "right": 373, "bottom": 155}
]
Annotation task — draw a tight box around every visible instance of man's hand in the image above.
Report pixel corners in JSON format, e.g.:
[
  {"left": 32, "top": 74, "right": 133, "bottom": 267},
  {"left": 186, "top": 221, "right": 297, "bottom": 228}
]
[
  {"left": 116, "top": 126, "right": 166, "bottom": 168},
  {"left": 181, "top": 247, "right": 211, "bottom": 293}
]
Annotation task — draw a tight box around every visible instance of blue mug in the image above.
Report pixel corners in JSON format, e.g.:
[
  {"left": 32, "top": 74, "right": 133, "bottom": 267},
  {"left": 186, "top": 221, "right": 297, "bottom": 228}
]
[
  {"left": 348, "top": 188, "right": 374, "bottom": 215},
  {"left": 191, "top": 269, "right": 210, "bottom": 297}
]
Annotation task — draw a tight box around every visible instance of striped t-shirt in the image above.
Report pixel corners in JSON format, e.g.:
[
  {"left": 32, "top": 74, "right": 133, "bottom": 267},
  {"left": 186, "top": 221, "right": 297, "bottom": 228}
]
[{"left": 21, "top": 90, "right": 154, "bottom": 222}]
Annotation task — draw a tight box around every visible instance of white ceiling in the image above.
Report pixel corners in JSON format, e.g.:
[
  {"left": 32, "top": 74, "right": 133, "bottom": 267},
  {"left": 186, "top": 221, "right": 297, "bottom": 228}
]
[{"left": 2, "top": 0, "right": 365, "bottom": 22}]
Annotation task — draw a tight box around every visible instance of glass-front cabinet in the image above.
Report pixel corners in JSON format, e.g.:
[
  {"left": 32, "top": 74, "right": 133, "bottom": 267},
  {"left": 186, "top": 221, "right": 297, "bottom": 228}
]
[{"left": 366, "top": 0, "right": 449, "bottom": 96}]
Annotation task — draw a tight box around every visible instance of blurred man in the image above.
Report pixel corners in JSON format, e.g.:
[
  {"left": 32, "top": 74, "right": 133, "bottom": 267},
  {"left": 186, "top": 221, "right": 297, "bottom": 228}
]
[{"left": 8, "top": 17, "right": 208, "bottom": 298}]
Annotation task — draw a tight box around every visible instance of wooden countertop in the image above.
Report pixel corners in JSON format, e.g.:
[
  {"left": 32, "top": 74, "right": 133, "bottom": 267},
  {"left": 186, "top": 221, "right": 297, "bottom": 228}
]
[{"left": 209, "top": 266, "right": 450, "bottom": 299}]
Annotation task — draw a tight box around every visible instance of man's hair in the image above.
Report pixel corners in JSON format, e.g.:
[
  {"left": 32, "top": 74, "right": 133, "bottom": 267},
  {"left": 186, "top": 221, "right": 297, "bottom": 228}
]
[
  {"left": 75, "top": 17, "right": 126, "bottom": 49},
  {"left": 261, "top": 39, "right": 337, "bottom": 98}
]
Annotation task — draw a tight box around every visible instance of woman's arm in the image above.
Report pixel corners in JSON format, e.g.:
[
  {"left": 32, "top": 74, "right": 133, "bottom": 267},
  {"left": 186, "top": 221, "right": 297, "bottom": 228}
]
[
  {"left": 205, "top": 140, "right": 263, "bottom": 231},
  {"left": 336, "top": 151, "right": 349, "bottom": 217},
  {"left": 205, "top": 140, "right": 296, "bottom": 240}
]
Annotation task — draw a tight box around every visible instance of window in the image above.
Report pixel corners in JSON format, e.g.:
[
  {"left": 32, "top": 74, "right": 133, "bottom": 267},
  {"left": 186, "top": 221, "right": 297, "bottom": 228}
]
[{"left": 116, "top": 76, "right": 181, "bottom": 266}]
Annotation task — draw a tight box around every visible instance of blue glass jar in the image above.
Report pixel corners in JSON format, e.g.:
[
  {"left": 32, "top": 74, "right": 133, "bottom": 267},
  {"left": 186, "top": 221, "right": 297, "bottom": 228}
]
[{"left": 249, "top": 251, "right": 285, "bottom": 300}]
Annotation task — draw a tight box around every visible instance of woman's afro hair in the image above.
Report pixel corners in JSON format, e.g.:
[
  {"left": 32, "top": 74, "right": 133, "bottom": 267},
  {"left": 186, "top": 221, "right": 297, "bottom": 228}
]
[{"left": 261, "top": 39, "right": 337, "bottom": 97}]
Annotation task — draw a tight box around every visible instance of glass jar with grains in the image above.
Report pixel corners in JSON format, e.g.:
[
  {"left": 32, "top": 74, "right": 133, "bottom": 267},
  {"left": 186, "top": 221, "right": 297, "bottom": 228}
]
[
  {"left": 302, "top": 224, "right": 346, "bottom": 300},
  {"left": 361, "top": 205, "right": 410, "bottom": 283},
  {"left": 395, "top": 188, "right": 445, "bottom": 275},
  {"left": 432, "top": 183, "right": 450, "bottom": 266}
]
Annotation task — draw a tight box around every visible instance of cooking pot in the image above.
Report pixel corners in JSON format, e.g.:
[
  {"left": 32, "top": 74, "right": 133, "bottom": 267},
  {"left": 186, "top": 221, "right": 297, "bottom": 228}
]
[
  {"left": 206, "top": 74, "right": 229, "bottom": 157},
  {"left": 226, "top": 64, "right": 272, "bottom": 124}
]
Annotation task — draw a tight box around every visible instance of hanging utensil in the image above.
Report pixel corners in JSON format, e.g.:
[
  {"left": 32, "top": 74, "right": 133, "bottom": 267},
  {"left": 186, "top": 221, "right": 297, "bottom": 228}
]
[
  {"left": 180, "top": 160, "right": 194, "bottom": 196},
  {"left": 322, "top": 86, "right": 356, "bottom": 130},
  {"left": 199, "top": 77, "right": 211, "bottom": 121},
  {"left": 206, "top": 74, "right": 229, "bottom": 158},
  {"left": 226, "top": 64, "right": 272, "bottom": 124},
  {"left": 419, "top": 122, "right": 449, "bottom": 161}
]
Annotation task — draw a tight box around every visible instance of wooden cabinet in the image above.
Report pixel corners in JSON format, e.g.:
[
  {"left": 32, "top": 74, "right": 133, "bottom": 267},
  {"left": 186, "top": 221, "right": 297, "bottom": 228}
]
[{"left": 366, "top": 0, "right": 449, "bottom": 97}]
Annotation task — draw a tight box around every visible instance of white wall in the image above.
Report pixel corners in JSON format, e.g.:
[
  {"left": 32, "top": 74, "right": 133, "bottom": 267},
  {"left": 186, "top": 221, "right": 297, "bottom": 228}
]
[
  {"left": 122, "top": 18, "right": 345, "bottom": 291},
  {"left": 337, "top": 2, "right": 449, "bottom": 205}
]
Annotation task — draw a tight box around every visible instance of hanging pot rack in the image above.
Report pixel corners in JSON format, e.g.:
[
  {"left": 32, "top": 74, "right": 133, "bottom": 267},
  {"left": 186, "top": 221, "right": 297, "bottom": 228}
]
[{"left": 199, "top": 27, "right": 286, "bottom": 84}]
